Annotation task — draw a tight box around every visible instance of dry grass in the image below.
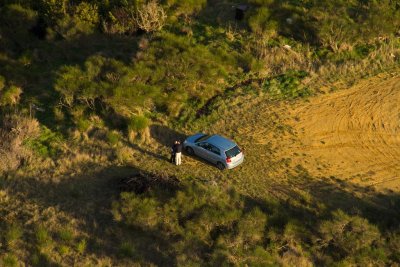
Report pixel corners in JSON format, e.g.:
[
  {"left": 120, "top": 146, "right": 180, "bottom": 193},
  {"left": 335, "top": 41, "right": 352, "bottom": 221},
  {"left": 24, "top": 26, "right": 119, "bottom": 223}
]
[
  {"left": 252, "top": 36, "right": 400, "bottom": 92},
  {"left": 1, "top": 71, "right": 399, "bottom": 265},
  {"left": 0, "top": 114, "right": 39, "bottom": 173}
]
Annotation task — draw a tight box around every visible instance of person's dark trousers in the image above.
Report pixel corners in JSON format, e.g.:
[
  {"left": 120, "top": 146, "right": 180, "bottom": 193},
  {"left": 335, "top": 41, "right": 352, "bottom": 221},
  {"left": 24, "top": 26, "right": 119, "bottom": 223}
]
[{"left": 170, "top": 152, "right": 175, "bottom": 163}]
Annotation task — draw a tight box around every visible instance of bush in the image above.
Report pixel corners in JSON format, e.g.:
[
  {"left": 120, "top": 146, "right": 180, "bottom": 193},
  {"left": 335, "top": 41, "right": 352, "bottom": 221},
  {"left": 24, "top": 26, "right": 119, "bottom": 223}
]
[
  {"left": 309, "top": 0, "right": 400, "bottom": 51},
  {"left": 103, "top": 7, "right": 137, "bottom": 35},
  {"left": 165, "top": 0, "right": 207, "bottom": 17},
  {"left": 113, "top": 193, "right": 160, "bottom": 228},
  {"left": 35, "top": 225, "right": 51, "bottom": 247},
  {"left": 263, "top": 70, "right": 311, "bottom": 99},
  {"left": 58, "top": 228, "right": 74, "bottom": 243},
  {"left": 0, "top": 76, "right": 22, "bottom": 107},
  {"left": 2, "top": 254, "right": 18, "bottom": 267},
  {"left": 53, "top": 14, "right": 97, "bottom": 40},
  {"left": 24, "top": 125, "right": 63, "bottom": 157},
  {"left": 107, "top": 131, "right": 120, "bottom": 146},
  {"left": 5, "top": 224, "right": 23, "bottom": 247},
  {"left": 74, "top": 2, "right": 99, "bottom": 25},
  {"left": 0, "top": 4, "right": 38, "bottom": 50},
  {"left": 247, "top": 6, "right": 277, "bottom": 38},
  {"left": 0, "top": 85, "right": 22, "bottom": 107},
  {"left": 0, "top": 115, "right": 40, "bottom": 172},
  {"left": 30, "top": 252, "right": 51, "bottom": 267},
  {"left": 319, "top": 210, "right": 381, "bottom": 257},
  {"left": 119, "top": 241, "right": 136, "bottom": 258},
  {"left": 135, "top": 0, "right": 166, "bottom": 32},
  {"left": 58, "top": 245, "right": 70, "bottom": 255},
  {"left": 76, "top": 239, "right": 87, "bottom": 254},
  {"left": 128, "top": 115, "right": 149, "bottom": 133}
]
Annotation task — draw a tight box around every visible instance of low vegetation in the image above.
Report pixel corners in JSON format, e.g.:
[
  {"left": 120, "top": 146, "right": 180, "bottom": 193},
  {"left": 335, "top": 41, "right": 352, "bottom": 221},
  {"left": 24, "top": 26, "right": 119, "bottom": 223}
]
[{"left": 0, "top": 0, "right": 399, "bottom": 265}]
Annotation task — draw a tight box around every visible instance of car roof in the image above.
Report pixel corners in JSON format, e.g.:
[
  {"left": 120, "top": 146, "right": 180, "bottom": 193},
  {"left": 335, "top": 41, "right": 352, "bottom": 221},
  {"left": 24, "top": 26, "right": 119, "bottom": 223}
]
[{"left": 206, "top": 135, "right": 236, "bottom": 150}]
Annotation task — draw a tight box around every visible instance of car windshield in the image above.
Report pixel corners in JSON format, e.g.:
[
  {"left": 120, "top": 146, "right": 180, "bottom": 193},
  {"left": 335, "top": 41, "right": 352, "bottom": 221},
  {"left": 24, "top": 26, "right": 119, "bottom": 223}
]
[
  {"left": 225, "top": 146, "right": 241, "bottom": 158},
  {"left": 195, "top": 134, "right": 210, "bottom": 143}
]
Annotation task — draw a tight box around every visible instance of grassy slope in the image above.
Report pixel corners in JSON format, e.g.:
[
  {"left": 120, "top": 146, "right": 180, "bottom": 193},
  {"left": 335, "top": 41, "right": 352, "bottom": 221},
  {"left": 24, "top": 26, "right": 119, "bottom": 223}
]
[
  {"left": 1, "top": 1, "right": 400, "bottom": 266},
  {"left": 2, "top": 75, "right": 400, "bottom": 265}
]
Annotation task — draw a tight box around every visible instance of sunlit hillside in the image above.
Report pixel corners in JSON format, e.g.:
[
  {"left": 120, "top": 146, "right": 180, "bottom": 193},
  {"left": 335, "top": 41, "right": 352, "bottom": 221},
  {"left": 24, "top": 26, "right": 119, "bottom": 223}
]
[{"left": 1, "top": 0, "right": 399, "bottom": 266}]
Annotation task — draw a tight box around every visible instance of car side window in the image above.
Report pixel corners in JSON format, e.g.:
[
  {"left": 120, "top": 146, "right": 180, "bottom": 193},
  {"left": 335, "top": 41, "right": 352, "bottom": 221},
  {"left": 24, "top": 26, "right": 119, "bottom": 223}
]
[
  {"left": 197, "top": 142, "right": 208, "bottom": 149},
  {"left": 209, "top": 144, "right": 220, "bottom": 155}
]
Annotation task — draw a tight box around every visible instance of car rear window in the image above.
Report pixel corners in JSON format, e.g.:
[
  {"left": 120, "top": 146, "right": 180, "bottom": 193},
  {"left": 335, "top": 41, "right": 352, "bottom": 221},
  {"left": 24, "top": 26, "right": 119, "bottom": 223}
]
[
  {"left": 195, "top": 134, "right": 210, "bottom": 143},
  {"left": 225, "top": 146, "right": 241, "bottom": 158}
]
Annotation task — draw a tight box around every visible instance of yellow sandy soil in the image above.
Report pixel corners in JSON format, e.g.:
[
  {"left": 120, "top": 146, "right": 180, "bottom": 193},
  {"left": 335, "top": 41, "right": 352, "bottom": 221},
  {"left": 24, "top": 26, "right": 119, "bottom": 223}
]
[{"left": 283, "top": 75, "right": 400, "bottom": 191}]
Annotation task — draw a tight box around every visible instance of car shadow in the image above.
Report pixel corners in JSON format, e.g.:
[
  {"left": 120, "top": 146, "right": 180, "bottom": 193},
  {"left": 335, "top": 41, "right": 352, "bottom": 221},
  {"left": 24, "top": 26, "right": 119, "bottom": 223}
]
[{"left": 183, "top": 149, "right": 223, "bottom": 170}]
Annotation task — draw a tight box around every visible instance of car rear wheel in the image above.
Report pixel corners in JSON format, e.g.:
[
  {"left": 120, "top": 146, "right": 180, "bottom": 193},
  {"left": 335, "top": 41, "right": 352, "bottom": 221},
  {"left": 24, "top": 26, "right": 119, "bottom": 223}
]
[
  {"left": 217, "top": 162, "right": 225, "bottom": 170},
  {"left": 186, "top": 147, "right": 194, "bottom": 155}
]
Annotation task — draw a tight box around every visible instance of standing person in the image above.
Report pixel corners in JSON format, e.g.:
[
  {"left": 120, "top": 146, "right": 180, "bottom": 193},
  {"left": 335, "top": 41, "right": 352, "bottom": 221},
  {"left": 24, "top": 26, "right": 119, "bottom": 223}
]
[
  {"left": 170, "top": 141, "right": 177, "bottom": 164},
  {"left": 175, "top": 141, "right": 183, "bottom": 165}
]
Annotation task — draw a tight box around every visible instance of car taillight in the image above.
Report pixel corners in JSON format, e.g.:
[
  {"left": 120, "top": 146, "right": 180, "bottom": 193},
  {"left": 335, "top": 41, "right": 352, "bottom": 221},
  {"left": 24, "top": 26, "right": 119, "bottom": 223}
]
[{"left": 226, "top": 157, "right": 231, "bottom": 163}]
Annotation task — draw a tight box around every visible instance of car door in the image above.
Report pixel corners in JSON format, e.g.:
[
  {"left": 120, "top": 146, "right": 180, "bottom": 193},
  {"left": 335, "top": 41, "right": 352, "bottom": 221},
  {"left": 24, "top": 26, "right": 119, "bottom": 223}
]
[
  {"left": 194, "top": 142, "right": 208, "bottom": 158},
  {"left": 206, "top": 144, "right": 222, "bottom": 164}
]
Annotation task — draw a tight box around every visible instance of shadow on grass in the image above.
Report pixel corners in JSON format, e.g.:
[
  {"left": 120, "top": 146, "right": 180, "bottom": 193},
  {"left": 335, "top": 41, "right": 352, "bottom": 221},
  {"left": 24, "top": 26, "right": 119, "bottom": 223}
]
[
  {"left": 6, "top": 166, "right": 178, "bottom": 266},
  {"left": 4, "top": 164, "right": 400, "bottom": 265},
  {"left": 150, "top": 124, "right": 187, "bottom": 148}
]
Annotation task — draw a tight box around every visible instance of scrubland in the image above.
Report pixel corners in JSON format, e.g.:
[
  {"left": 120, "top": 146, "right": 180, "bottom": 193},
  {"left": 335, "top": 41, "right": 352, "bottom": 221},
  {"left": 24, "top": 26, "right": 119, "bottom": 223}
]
[{"left": 1, "top": 0, "right": 400, "bottom": 266}]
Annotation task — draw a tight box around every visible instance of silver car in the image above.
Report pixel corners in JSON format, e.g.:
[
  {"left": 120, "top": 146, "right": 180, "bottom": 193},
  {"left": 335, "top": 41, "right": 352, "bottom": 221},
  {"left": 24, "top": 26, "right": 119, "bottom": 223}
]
[{"left": 183, "top": 133, "right": 244, "bottom": 170}]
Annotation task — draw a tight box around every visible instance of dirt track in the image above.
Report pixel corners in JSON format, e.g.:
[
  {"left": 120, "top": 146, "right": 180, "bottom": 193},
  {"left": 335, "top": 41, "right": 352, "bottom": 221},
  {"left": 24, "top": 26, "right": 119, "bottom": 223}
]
[{"left": 284, "top": 75, "right": 400, "bottom": 190}]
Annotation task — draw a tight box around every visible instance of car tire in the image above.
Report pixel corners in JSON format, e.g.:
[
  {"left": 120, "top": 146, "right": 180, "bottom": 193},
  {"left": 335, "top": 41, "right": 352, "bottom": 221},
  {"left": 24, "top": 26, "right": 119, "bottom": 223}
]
[
  {"left": 186, "top": 147, "right": 194, "bottom": 155},
  {"left": 217, "top": 162, "right": 225, "bottom": 170}
]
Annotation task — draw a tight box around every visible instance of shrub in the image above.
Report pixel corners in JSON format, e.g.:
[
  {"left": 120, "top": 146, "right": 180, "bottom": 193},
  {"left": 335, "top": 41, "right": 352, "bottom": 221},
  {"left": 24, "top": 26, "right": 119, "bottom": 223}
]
[
  {"left": 58, "top": 228, "right": 74, "bottom": 243},
  {"left": 5, "top": 224, "right": 23, "bottom": 247},
  {"left": 76, "top": 239, "right": 87, "bottom": 254},
  {"left": 237, "top": 207, "right": 267, "bottom": 245},
  {"left": 165, "top": 0, "right": 207, "bottom": 16},
  {"left": 37, "top": 0, "right": 67, "bottom": 24},
  {"left": 24, "top": 125, "right": 62, "bottom": 157},
  {"left": 247, "top": 6, "right": 277, "bottom": 38},
  {"left": 76, "top": 118, "right": 91, "bottom": 132},
  {"left": 107, "top": 131, "right": 120, "bottom": 146},
  {"left": 319, "top": 210, "right": 381, "bottom": 257},
  {"left": 0, "top": 115, "right": 40, "bottom": 172},
  {"left": 58, "top": 245, "right": 70, "bottom": 255},
  {"left": 35, "top": 225, "right": 50, "bottom": 247},
  {"left": 2, "top": 254, "right": 18, "bottom": 267},
  {"left": 113, "top": 193, "right": 160, "bottom": 228},
  {"left": 135, "top": 0, "right": 166, "bottom": 32},
  {"left": 263, "top": 70, "right": 311, "bottom": 99},
  {"left": 308, "top": 0, "right": 400, "bottom": 51},
  {"left": 74, "top": 2, "right": 99, "bottom": 25},
  {"left": 0, "top": 85, "right": 22, "bottom": 106},
  {"left": 30, "top": 252, "right": 51, "bottom": 267},
  {"left": 103, "top": 7, "right": 137, "bottom": 35},
  {"left": 0, "top": 76, "right": 22, "bottom": 107},
  {"left": 128, "top": 115, "right": 149, "bottom": 133},
  {"left": 119, "top": 241, "right": 136, "bottom": 258},
  {"left": 53, "top": 15, "right": 97, "bottom": 40},
  {"left": 0, "top": 76, "right": 6, "bottom": 90},
  {"left": 0, "top": 4, "right": 38, "bottom": 50}
]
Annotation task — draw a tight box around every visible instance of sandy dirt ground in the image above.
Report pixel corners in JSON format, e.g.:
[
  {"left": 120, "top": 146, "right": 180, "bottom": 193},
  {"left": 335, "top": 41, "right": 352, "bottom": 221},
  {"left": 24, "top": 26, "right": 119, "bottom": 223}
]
[{"left": 282, "top": 75, "right": 400, "bottom": 191}]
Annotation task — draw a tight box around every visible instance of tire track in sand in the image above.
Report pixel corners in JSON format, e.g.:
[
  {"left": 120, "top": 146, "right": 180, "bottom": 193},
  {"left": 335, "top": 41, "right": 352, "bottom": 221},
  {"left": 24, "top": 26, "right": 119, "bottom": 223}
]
[{"left": 286, "top": 76, "right": 400, "bottom": 190}]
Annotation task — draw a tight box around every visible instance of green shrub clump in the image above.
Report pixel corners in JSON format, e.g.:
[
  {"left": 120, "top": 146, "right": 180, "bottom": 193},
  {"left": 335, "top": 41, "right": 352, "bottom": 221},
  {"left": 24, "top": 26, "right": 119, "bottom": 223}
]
[
  {"left": 4, "top": 224, "right": 23, "bottom": 247},
  {"left": 263, "top": 70, "right": 311, "bottom": 99},
  {"left": 128, "top": 115, "right": 149, "bottom": 133}
]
